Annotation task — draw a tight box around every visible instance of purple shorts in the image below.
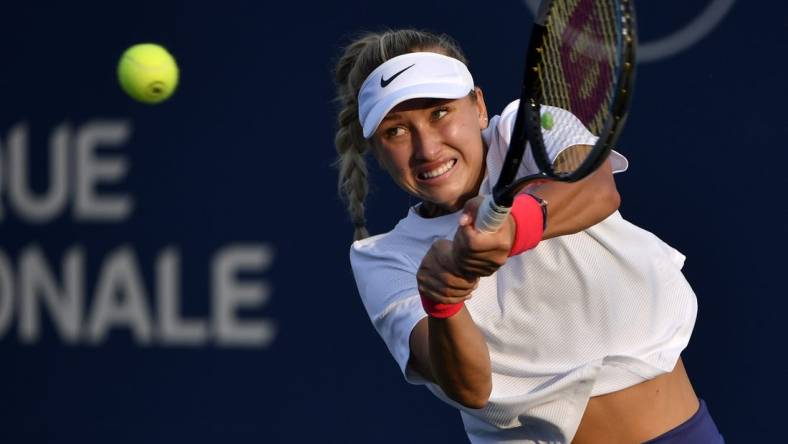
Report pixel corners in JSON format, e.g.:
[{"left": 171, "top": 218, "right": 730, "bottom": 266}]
[{"left": 644, "top": 399, "right": 724, "bottom": 443}]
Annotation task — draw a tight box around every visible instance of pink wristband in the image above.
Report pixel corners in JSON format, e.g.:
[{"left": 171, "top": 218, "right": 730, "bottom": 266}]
[
  {"left": 508, "top": 194, "right": 546, "bottom": 257},
  {"left": 420, "top": 294, "right": 464, "bottom": 319}
]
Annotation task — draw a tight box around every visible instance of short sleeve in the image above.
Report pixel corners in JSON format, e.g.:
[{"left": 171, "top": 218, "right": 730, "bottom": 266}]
[
  {"left": 487, "top": 101, "right": 628, "bottom": 177},
  {"left": 350, "top": 241, "right": 429, "bottom": 385},
  {"left": 539, "top": 105, "right": 598, "bottom": 162}
]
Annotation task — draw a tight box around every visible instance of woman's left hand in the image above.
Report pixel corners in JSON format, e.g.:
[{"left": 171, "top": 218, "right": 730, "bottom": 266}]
[{"left": 451, "top": 196, "right": 516, "bottom": 278}]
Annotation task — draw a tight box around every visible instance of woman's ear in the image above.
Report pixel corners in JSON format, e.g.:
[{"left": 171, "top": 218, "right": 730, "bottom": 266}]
[{"left": 474, "top": 87, "right": 489, "bottom": 129}]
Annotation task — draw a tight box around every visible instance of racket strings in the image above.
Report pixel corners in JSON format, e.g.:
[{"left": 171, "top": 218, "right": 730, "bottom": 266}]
[{"left": 538, "top": 0, "right": 622, "bottom": 175}]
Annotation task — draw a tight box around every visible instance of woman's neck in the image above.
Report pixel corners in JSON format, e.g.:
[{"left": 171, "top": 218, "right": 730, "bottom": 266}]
[{"left": 418, "top": 202, "right": 454, "bottom": 218}]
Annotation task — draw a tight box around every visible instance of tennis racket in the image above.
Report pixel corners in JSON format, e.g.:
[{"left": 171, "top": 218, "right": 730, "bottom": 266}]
[{"left": 476, "top": 0, "right": 637, "bottom": 232}]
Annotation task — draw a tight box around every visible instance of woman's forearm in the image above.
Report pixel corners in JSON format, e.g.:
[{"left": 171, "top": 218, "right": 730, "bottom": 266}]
[
  {"left": 429, "top": 308, "right": 491, "bottom": 408},
  {"left": 531, "top": 158, "right": 620, "bottom": 239},
  {"left": 410, "top": 310, "right": 492, "bottom": 409}
]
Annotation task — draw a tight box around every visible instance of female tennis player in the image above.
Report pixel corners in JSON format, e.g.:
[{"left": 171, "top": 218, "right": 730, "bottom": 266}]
[{"left": 333, "top": 29, "right": 723, "bottom": 443}]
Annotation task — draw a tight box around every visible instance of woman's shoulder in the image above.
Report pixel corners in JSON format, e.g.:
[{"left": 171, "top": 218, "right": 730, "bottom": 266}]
[
  {"left": 350, "top": 208, "right": 459, "bottom": 271},
  {"left": 349, "top": 217, "right": 420, "bottom": 271},
  {"left": 485, "top": 99, "right": 520, "bottom": 143},
  {"left": 348, "top": 224, "right": 423, "bottom": 301},
  {"left": 486, "top": 100, "right": 588, "bottom": 144},
  {"left": 350, "top": 230, "right": 404, "bottom": 261}
]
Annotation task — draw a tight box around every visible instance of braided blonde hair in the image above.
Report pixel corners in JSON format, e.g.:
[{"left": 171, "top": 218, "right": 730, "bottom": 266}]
[{"left": 333, "top": 29, "right": 468, "bottom": 240}]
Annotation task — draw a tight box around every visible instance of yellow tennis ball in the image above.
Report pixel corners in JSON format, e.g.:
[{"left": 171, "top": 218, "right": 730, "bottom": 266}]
[{"left": 117, "top": 43, "right": 179, "bottom": 104}]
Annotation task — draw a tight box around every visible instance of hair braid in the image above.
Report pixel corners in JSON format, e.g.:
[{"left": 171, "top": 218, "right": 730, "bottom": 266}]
[{"left": 334, "top": 106, "right": 370, "bottom": 240}]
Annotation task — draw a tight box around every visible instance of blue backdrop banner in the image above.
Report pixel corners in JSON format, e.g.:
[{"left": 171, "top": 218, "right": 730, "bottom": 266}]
[{"left": 1, "top": 1, "right": 785, "bottom": 442}]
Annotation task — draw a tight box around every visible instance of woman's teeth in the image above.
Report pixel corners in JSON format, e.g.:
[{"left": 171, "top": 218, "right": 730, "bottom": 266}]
[{"left": 420, "top": 159, "right": 456, "bottom": 179}]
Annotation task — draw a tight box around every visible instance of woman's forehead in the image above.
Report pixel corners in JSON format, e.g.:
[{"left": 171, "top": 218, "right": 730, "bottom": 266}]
[{"left": 385, "top": 97, "right": 460, "bottom": 118}]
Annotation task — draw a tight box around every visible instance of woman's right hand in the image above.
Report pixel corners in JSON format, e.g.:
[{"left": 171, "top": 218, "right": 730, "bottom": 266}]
[
  {"left": 417, "top": 239, "right": 479, "bottom": 305},
  {"left": 452, "top": 196, "right": 516, "bottom": 278}
]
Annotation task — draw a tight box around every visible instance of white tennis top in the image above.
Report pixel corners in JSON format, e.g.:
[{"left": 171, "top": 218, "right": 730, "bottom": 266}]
[{"left": 350, "top": 102, "right": 698, "bottom": 443}]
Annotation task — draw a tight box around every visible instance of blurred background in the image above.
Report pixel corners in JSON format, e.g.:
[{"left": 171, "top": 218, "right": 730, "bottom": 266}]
[{"left": 0, "top": 0, "right": 785, "bottom": 442}]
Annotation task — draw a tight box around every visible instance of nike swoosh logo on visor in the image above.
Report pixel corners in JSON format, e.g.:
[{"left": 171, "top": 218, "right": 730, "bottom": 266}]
[{"left": 380, "top": 64, "right": 415, "bottom": 88}]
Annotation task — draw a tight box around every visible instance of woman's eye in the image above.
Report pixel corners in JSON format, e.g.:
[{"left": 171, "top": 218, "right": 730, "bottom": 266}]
[
  {"left": 384, "top": 126, "right": 405, "bottom": 137},
  {"left": 432, "top": 107, "right": 449, "bottom": 120}
]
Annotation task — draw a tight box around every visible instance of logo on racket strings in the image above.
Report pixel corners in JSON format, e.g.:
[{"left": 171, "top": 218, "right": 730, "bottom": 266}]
[
  {"left": 558, "top": 0, "right": 614, "bottom": 131},
  {"left": 522, "top": 0, "right": 736, "bottom": 63}
]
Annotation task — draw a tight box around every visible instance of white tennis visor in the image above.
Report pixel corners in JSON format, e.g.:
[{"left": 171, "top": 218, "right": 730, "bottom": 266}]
[{"left": 357, "top": 52, "right": 475, "bottom": 138}]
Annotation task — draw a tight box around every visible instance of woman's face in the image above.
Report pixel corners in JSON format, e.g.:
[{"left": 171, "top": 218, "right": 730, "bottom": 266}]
[{"left": 372, "top": 88, "right": 488, "bottom": 214}]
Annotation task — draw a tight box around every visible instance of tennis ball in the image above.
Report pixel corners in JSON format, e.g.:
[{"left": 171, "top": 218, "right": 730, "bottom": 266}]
[{"left": 117, "top": 43, "right": 179, "bottom": 104}]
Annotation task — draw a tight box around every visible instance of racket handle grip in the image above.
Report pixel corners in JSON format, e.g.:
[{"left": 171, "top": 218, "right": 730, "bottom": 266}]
[{"left": 475, "top": 194, "right": 511, "bottom": 233}]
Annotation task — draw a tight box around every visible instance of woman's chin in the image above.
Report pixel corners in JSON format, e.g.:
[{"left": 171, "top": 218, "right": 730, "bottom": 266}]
[{"left": 420, "top": 195, "right": 463, "bottom": 216}]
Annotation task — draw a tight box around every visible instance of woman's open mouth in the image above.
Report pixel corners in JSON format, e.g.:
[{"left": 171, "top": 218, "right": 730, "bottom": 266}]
[{"left": 418, "top": 159, "right": 457, "bottom": 180}]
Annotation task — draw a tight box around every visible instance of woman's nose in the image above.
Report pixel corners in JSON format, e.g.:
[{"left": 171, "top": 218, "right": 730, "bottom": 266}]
[{"left": 411, "top": 128, "right": 442, "bottom": 160}]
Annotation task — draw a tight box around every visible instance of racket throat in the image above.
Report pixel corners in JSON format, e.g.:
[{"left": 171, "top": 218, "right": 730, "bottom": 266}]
[{"left": 477, "top": 194, "right": 512, "bottom": 233}]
